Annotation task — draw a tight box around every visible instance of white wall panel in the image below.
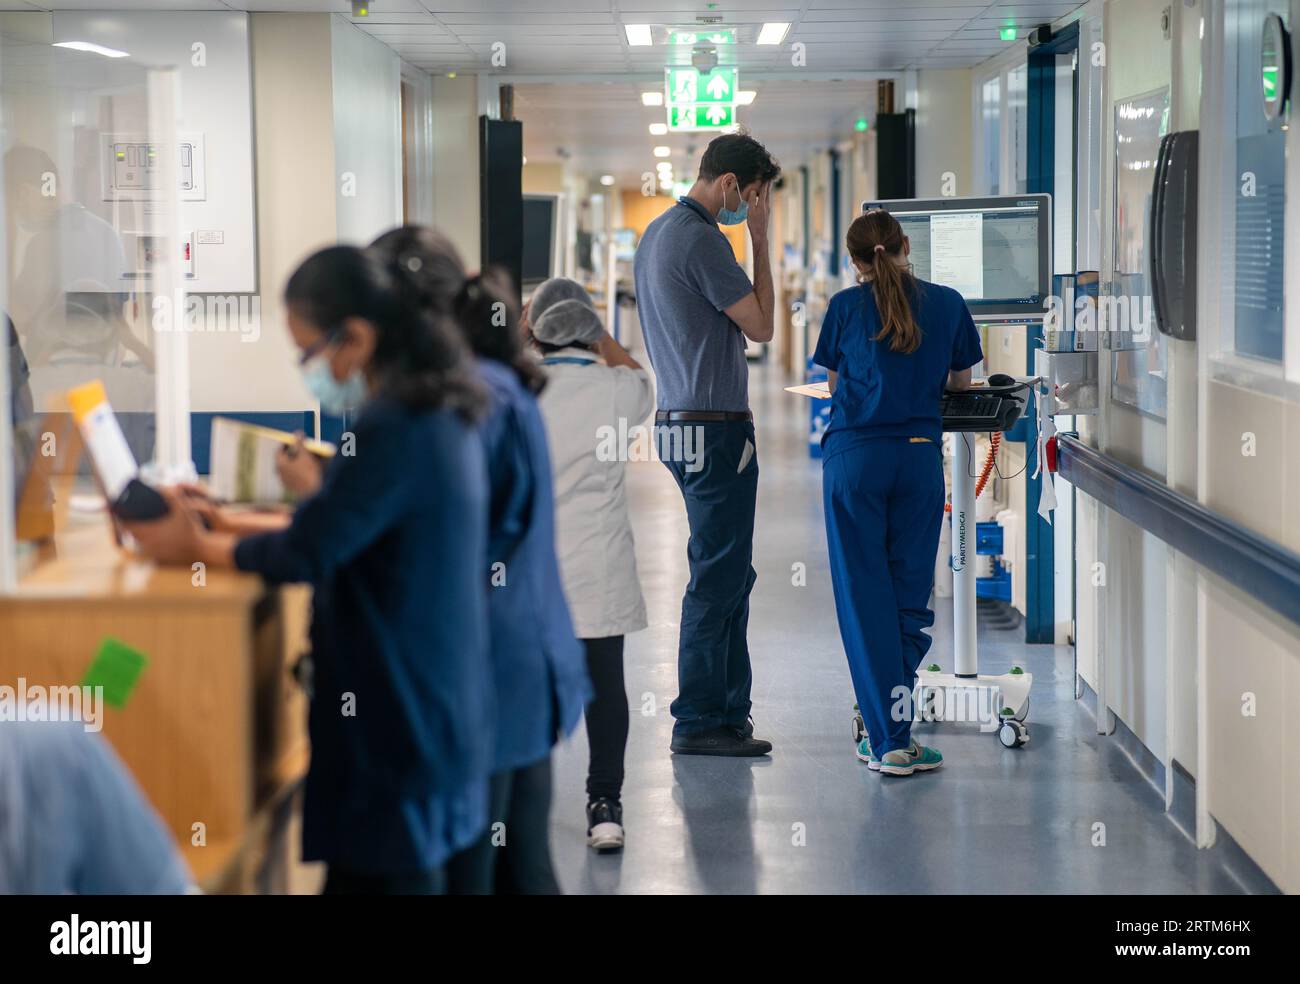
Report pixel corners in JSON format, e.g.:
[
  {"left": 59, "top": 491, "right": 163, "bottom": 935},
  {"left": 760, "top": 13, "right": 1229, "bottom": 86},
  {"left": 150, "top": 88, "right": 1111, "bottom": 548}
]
[
  {"left": 331, "top": 15, "right": 403, "bottom": 246},
  {"left": 53, "top": 10, "right": 257, "bottom": 293}
]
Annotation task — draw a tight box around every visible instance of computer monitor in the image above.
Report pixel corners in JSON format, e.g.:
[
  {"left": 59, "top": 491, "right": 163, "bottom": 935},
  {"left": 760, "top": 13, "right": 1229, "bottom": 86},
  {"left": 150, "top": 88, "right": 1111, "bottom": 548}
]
[
  {"left": 612, "top": 228, "right": 637, "bottom": 262},
  {"left": 522, "top": 193, "right": 564, "bottom": 288},
  {"left": 861, "top": 194, "right": 1051, "bottom": 323}
]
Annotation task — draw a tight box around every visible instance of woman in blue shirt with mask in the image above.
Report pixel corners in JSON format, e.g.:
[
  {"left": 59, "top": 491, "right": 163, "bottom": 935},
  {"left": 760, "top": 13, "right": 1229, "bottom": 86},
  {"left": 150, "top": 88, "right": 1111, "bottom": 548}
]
[
  {"left": 814, "top": 209, "right": 983, "bottom": 778},
  {"left": 127, "top": 245, "right": 493, "bottom": 893},
  {"left": 370, "top": 226, "right": 589, "bottom": 895}
]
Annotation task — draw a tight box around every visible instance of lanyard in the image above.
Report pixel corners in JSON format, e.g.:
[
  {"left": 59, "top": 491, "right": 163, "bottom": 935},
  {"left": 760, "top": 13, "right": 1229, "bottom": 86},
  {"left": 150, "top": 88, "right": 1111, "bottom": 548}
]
[
  {"left": 677, "top": 195, "right": 717, "bottom": 228},
  {"left": 541, "top": 356, "right": 596, "bottom": 367}
]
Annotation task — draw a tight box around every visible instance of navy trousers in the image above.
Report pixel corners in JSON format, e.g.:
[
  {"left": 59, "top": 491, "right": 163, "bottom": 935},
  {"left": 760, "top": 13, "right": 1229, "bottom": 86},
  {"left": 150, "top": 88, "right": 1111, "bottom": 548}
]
[
  {"left": 658, "top": 418, "right": 758, "bottom": 738},
  {"left": 443, "top": 754, "right": 559, "bottom": 895},
  {"left": 822, "top": 438, "right": 945, "bottom": 756}
]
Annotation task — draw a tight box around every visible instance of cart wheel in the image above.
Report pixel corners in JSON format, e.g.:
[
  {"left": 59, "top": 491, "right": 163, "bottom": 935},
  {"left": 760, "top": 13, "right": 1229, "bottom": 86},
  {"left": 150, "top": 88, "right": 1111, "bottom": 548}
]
[
  {"left": 852, "top": 712, "right": 865, "bottom": 743},
  {"left": 998, "top": 720, "right": 1029, "bottom": 748}
]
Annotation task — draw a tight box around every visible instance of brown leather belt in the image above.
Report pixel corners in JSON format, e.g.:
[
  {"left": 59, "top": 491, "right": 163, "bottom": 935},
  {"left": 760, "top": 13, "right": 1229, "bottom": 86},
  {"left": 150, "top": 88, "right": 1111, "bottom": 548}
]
[{"left": 655, "top": 410, "right": 752, "bottom": 422}]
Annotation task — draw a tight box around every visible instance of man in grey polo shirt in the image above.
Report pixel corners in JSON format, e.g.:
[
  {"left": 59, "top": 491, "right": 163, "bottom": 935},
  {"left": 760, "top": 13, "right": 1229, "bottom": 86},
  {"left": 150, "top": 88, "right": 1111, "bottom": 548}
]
[{"left": 634, "top": 132, "right": 779, "bottom": 757}]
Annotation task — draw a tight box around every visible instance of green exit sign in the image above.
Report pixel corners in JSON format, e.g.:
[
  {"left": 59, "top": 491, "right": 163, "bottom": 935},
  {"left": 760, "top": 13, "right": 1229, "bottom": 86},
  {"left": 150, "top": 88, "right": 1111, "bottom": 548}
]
[
  {"left": 669, "top": 28, "right": 735, "bottom": 46},
  {"left": 668, "top": 103, "right": 734, "bottom": 131},
  {"left": 1264, "top": 64, "right": 1279, "bottom": 99},
  {"left": 665, "top": 66, "right": 738, "bottom": 106}
]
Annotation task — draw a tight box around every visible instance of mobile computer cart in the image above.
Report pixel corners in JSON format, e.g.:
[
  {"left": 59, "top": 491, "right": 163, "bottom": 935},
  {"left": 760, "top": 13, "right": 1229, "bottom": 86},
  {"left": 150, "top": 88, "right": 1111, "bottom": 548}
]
[{"left": 851, "top": 378, "right": 1034, "bottom": 750}]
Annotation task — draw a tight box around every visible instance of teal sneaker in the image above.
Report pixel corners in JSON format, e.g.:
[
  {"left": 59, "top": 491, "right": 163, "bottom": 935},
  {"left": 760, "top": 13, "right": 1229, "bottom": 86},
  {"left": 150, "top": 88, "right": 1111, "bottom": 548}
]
[
  {"left": 877, "top": 739, "right": 943, "bottom": 776},
  {"left": 854, "top": 736, "right": 881, "bottom": 771}
]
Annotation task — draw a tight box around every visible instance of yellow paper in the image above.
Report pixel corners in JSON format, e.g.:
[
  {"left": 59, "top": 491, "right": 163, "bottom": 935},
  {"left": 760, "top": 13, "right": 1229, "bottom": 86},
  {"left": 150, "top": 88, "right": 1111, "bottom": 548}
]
[{"left": 66, "top": 379, "right": 110, "bottom": 423}]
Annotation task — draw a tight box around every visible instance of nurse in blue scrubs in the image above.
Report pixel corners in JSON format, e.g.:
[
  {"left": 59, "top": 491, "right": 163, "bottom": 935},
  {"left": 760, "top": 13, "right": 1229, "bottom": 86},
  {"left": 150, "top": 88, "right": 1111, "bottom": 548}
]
[
  {"left": 127, "top": 245, "right": 493, "bottom": 893},
  {"left": 814, "top": 209, "right": 983, "bottom": 778},
  {"left": 370, "top": 226, "right": 590, "bottom": 894}
]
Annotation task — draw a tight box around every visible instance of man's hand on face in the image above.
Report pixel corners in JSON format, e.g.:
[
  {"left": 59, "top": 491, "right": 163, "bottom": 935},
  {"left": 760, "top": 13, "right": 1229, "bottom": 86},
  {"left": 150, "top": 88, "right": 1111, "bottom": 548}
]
[{"left": 745, "top": 181, "right": 772, "bottom": 242}]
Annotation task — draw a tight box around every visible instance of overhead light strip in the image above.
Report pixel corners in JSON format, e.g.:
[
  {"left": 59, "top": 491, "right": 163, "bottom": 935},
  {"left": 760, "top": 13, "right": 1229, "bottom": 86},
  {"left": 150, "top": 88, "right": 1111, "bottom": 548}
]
[{"left": 52, "top": 40, "right": 129, "bottom": 58}]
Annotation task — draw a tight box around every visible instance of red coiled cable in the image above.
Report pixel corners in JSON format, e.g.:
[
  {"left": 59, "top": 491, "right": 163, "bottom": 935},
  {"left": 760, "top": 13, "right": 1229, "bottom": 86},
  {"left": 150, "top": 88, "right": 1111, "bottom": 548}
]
[{"left": 944, "top": 431, "right": 1001, "bottom": 514}]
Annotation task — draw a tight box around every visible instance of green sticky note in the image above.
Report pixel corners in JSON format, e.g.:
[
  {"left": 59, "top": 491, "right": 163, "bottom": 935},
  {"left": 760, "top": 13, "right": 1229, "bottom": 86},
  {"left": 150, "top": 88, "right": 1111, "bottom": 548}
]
[{"left": 82, "top": 637, "right": 148, "bottom": 708}]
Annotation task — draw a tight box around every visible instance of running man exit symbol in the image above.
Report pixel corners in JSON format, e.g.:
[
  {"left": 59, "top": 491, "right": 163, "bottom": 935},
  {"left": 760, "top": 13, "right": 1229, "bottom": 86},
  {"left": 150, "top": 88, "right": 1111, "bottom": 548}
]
[
  {"left": 665, "top": 67, "right": 738, "bottom": 106},
  {"left": 668, "top": 104, "right": 734, "bottom": 131},
  {"left": 671, "top": 69, "right": 697, "bottom": 104}
]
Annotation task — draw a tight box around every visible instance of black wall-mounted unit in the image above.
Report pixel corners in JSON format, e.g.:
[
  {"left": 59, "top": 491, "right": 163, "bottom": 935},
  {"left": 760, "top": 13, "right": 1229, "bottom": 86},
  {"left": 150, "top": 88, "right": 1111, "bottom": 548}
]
[
  {"left": 479, "top": 116, "right": 524, "bottom": 302},
  {"left": 875, "top": 109, "right": 915, "bottom": 200},
  {"left": 1150, "top": 129, "right": 1198, "bottom": 341}
]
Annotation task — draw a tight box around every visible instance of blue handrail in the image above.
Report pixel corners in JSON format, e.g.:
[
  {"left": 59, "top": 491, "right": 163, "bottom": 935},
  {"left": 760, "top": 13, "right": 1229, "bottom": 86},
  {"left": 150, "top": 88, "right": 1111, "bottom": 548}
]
[{"left": 1056, "top": 434, "right": 1300, "bottom": 628}]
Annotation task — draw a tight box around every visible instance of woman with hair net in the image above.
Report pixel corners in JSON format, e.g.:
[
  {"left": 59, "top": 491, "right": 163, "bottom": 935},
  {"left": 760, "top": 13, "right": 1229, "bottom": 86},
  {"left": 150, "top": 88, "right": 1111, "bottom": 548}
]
[{"left": 525, "top": 277, "right": 653, "bottom": 853}]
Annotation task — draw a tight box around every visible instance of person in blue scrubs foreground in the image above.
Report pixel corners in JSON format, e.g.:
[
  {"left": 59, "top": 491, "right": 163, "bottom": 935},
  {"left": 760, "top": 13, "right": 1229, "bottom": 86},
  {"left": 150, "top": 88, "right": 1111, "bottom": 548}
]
[
  {"left": 126, "top": 245, "right": 494, "bottom": 892},
  {"left": 814, "top": 209, "right": 983, "bottom": 777},
  {"left": 370, "top": 226, "right": 589, "bottom": 894},
  {"left": 0, "top": 717, "right": 192, "bottom": 894}
]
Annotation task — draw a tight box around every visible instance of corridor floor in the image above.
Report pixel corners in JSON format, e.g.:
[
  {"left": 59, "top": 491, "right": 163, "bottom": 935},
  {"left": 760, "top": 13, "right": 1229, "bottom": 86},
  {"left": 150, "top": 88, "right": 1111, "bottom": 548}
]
[{"left": 547, "top": 361, "right": 1263, "bottom": 894}]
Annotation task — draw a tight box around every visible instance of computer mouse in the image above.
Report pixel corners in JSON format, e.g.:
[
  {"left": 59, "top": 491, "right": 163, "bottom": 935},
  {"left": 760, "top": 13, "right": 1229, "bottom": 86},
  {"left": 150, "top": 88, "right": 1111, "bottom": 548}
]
[{"left": 987, "top": 372, "right": 1017, "bottom": 388}]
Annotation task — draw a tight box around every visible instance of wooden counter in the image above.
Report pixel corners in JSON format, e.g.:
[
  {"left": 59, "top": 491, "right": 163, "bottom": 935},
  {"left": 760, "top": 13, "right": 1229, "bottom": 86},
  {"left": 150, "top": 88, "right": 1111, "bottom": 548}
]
[{"left": 0, "top": 503, "right": 310, "bottom": 893}]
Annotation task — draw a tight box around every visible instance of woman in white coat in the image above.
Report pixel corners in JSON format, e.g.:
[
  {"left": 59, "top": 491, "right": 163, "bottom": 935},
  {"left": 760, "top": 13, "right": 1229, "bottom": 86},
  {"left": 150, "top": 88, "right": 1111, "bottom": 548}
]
[{"left": 526, "top": 277, "right": 653, "bottom": 853}]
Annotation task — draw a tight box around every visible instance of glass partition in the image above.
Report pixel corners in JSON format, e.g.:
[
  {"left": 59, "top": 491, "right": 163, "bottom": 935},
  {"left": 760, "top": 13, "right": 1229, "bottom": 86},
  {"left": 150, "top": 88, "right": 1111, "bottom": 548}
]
[
  {"left": 1008, "top": 63, "right": 1029, "bottom": 194},
  {"left": 1109, "top": 86, "right": 1169, "bottom": 418},
  {"left": 980, "top": 77, "right": 1001, "bottom": 195},
  {"left": 1, "top": 14, "right": 180, "bottom": 585}
]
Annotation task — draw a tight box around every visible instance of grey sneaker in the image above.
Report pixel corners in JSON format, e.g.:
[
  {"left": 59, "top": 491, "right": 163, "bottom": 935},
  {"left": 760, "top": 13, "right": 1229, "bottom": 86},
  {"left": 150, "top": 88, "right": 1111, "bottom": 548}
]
[
  {"left": 878, "top": 739, "right": 943, "bottom": 776},
  {"left": 855, "top": 736, "right": 881, "bottom": 771}
]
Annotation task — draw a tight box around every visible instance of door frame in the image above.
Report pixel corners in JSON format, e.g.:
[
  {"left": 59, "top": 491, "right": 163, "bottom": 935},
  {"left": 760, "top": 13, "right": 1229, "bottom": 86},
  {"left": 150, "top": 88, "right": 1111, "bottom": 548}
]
[{"left": 1024, "top": 20, "right": 1081, "bottom": 644}]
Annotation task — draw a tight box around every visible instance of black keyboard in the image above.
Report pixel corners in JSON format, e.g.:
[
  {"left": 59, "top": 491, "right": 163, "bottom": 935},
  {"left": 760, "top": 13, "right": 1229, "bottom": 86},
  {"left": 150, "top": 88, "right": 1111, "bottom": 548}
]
[
  {"left": 941, "top": 392, "right": 1025, "bottom": 432},
  {"left": 943, "top": 394, "right": 1001, "bottom": 419}
]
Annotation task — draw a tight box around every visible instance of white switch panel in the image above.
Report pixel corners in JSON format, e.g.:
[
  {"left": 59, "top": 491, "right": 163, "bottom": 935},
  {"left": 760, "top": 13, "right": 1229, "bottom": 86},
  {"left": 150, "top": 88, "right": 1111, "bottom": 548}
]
[{"left": 101, "top": 132, "right": 206, "bottom": 202}]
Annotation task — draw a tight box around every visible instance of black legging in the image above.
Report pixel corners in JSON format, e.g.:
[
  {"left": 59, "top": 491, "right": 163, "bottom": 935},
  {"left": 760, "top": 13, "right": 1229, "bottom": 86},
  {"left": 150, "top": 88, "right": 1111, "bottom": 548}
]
[
  {"left": 445, "top": 754, "right": 560, "bottom": 894},
  {"left": 583, "top": 635, "right": 628, "bottom": 803}
]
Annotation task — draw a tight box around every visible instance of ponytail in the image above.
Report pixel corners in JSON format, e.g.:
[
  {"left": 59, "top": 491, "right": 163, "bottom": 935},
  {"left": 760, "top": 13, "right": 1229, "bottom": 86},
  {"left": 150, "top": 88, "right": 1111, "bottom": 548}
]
[
  {"left": 384, "top": 255, "right": 487, "bottom": 420},
  {"left": 453, "top": 268, "right": 547, "bottom": 396},
  {"left": 370, "top": 225, "right": 546, "bottom": 396},
  {"left": 284, "top": 245, "right": 485, "bottom": 419},
  {"left": 845, "top": 209, "right": 920, "bottom": 354}
]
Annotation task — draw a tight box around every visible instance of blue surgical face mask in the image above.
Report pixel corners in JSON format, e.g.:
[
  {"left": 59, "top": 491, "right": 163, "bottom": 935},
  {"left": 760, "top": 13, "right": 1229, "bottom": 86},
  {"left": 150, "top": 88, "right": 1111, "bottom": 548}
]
[
  {"left": 717, "top": 178, "right": 749, "bottom": 226},
  {"left": 301, "top": 353, "right": 367, "bottom": 415}
]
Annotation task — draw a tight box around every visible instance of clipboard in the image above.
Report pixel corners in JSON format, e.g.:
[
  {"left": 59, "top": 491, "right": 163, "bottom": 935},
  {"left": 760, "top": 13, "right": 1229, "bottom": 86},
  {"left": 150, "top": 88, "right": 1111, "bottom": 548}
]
[{"left": 785, "top": 382, "right": 831, "bottom": 400}]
